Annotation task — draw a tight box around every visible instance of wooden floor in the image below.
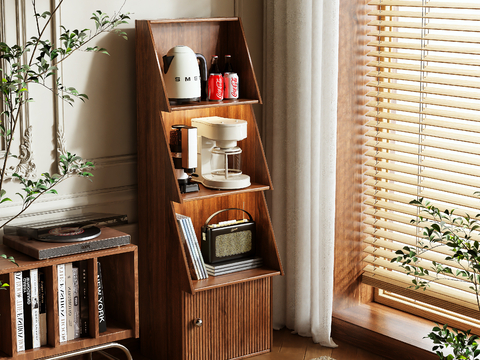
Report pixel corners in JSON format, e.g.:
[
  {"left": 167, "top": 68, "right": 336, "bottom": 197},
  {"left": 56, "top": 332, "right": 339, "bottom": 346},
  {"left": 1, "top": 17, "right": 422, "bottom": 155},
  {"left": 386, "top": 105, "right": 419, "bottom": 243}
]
[
  {"left": 93, "top": 328, "right": 388, "bottom": 360},
  {"left": 252, "top": 328, "right": 388, "bottom": 360}
]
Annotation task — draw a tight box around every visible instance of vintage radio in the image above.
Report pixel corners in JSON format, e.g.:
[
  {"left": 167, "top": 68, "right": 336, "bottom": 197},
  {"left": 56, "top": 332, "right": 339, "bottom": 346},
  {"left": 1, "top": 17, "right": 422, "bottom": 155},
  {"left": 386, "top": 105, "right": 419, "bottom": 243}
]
[{"left": 201, "top": 208, "right": 256, "bottom": 264}]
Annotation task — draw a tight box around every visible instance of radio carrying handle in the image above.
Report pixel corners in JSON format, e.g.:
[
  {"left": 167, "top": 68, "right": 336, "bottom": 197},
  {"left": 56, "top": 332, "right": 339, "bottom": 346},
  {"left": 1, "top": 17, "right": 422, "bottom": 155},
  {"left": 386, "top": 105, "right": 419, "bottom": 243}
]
[{"left": 204, "top": 208, "right": 253, "bottom": 227}]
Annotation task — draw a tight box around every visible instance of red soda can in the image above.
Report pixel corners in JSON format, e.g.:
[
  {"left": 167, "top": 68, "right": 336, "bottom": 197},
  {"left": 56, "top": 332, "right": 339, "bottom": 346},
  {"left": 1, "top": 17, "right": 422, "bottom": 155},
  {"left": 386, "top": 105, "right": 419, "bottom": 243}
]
[
  {"left": 208, "top": 74, "right": 224, "bottom": 101},
  {"left": 224, "top": 72, "right": 239, "bottom": 100}
]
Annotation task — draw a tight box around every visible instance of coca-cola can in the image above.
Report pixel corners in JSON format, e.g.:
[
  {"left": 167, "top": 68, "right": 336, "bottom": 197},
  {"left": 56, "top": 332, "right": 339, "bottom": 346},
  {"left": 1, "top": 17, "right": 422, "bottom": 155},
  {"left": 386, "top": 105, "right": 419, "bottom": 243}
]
[
  {"left": 224, "top": 72, "right": 239, "bottom": 100},
  {"left": 208, "top": 74, "right": 224, "bottom": 101}
]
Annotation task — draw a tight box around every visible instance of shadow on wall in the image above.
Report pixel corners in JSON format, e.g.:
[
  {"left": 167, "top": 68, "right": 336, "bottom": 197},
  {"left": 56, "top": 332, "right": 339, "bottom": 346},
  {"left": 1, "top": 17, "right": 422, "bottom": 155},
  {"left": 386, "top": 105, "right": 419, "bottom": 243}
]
[{"left": 63, "top": 28, "right": 137, "bottom": 161}]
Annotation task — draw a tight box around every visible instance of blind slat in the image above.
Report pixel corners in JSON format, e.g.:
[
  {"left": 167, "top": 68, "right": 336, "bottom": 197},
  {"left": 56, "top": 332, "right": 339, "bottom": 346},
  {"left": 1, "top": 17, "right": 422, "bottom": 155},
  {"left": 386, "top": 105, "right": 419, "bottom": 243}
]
[
  {"left": 367, "top": 90, "right": 480, "bottom": 112},
  {"left": 367, "top": 71, "right": 480, "bottom": 90},
  {"left": 364, "top": 256, "right": 477, "bottom": 294},
  {"left": 365, "top": 110, "right": 480, "bottom": 135},
  {"left": 365, "top": 159, "right": 480, "bottom": 188},
  {"left": 368, "top": 0, "right": 480, "bottom": 10},
  {"left": 363, "top": 243, "right": 471, "bottom": 273},
  {"left": 364, "top": 189, "right": 478, "bottom": 219},
  {"left": 367, "top": 51, "right": 480, "bottom": 68},
  {"left": 368, "top": 20, "right": 480, "bottom": 33},
  {"left": 364, "top": 178, "right": 480, "bottom": 209},
  {"left": 365, "top": 168, "right": 478, "bottom": 200},
  {"left": 366, "top": 100, "right": 480, "bottom": 123},
  {"left": 367, "top": 61, "right": 480, "bottom": 79},
  {"left": 365, "top": 119, "right": 480, "bottom": 146},
  {"left": 367, "top": 40, "right": 480, "bottom": 56},
  {"left": 369, "top": 10, "right": 480, "bottom": 21},
  {"left": 368, "top": 30, "right": 480, "bottom": 45},
  {"left": 364, "top": 144, "right": 480, "bottom": 169},
  {"left": 365, "top": 139, "right": 480, "bottom": 173}
]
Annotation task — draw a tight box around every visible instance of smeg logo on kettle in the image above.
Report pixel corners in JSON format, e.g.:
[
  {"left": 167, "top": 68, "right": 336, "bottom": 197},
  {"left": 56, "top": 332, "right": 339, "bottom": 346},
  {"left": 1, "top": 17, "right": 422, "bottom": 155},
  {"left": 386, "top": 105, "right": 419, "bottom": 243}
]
[{"left": 175, "top": 76, "right": 199, "bottom": 82}]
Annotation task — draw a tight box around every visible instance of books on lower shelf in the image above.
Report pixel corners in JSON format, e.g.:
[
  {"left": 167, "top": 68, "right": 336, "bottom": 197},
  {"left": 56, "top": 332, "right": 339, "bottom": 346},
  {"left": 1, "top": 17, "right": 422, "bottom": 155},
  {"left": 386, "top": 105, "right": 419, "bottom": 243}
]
[
  {"left": 97, "top": 260, "right": 107, "bottom": 333},
  {"left": 57, "top": 264, "right": 67, "bottom": 343},
  {"left": 176, "top": 214, "right": 208, "bottom": 280},
  {"left": 14, "top": 268, "right": 45, "bottom": 351},
  {"left": 205, "top": 257, "right": 263, "bottom": 276},
  {"left": 14, "top": 272, "right": 24, "bottom": 352},
  {"left": 57, "top": 261, "right": 97, "bottom": 341}
]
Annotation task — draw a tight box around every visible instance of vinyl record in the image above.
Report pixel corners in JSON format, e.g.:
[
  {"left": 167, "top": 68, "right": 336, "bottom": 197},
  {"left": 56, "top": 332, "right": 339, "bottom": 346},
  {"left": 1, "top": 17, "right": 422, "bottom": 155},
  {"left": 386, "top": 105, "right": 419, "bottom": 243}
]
[{"left": 36, "top": 226, "right": 101, "bottom": 243}]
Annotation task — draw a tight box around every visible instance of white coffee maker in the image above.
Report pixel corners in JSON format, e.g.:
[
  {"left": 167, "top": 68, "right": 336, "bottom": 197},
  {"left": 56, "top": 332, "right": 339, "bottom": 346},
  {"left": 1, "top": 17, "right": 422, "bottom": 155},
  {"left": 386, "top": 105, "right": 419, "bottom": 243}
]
[{"left": 191, "top": 116, "right": 251, "bottom": 190}]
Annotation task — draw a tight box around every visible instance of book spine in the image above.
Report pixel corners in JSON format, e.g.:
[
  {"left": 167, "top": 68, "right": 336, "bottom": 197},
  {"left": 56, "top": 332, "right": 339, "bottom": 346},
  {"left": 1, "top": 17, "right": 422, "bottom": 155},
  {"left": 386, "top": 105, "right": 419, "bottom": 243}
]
[
  {"left": 14, "top": 272, "right": 25, "bottom": 352},
  {"left": 30, "top": 268, "right": 40, "bottom": 349},
  {"left": 57, "top": 264, "right": 67, "bottom": 343},
  {"left": 187, "top": 217, "right": 208, "bottom": 279},
  {"left": 22, "top": 270, "right": 33, "bottom": 350},
  {"left": 65, "top": 263, "right": 74, "bottom": 340},
  {"left": 97, "top": 261, "right": 107, "bottom": 333},
  {"left": 72, "top": 267, "right": 80, "bottom": 339},
  {"left": 181, "top": 217, "right": 202, "bottom": 280},
  {"left": 177, "top": 217, "right": 198, "bottom": 280},
  {"left": 78, "top": 261, "right": 89, "bottom": 337},
  {"left": 38, "top": 270, "right": 47, "bottom": 346}
]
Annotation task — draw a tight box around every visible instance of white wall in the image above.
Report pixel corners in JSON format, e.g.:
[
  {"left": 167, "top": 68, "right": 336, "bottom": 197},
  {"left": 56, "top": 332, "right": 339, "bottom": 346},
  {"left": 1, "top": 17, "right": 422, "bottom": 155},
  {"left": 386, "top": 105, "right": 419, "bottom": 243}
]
[{"left": 0, "top": 0, "right": 263, "bottom": 243}]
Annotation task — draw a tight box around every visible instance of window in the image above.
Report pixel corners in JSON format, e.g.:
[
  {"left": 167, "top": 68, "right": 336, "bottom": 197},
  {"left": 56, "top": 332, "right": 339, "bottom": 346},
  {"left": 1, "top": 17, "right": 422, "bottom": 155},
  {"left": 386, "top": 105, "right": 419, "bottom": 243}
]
[{"left": 362, "top": 0, "right": 480, "bottom": 325}]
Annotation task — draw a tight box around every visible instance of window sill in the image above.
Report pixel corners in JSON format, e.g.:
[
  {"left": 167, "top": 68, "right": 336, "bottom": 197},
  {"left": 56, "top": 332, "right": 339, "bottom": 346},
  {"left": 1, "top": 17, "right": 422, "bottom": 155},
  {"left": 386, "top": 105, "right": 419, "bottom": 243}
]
[{"left": 332, "top": 302, "right": 438, "bottom": 360}]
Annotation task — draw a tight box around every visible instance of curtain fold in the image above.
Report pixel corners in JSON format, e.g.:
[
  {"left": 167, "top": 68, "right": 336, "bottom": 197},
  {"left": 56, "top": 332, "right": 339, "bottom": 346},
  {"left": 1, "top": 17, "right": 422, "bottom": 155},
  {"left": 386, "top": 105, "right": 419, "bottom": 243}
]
[{"left": 264, "top": 0, "right": 339, "bottom": 347}]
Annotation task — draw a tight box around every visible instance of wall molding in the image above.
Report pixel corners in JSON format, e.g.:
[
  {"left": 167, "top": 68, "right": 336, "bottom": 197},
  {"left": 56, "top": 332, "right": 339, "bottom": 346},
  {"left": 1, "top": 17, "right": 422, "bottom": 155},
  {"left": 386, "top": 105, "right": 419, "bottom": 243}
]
[
  {"left": 91, "top": 154, "right": 137, "bottom": 169},
  {"left": 0, "top": 184, "right": 137, "bottom": 223},
  {"left": 1, "top": 0, "right": 37, "bottom": 180}
]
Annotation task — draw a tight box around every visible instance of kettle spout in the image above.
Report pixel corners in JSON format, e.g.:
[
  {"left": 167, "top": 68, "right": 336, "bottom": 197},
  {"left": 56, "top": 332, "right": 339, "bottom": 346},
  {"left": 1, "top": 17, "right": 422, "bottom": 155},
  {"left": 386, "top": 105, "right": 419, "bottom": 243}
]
[{"left": 163, "top": 55, "right": 174, "bottom": 73}]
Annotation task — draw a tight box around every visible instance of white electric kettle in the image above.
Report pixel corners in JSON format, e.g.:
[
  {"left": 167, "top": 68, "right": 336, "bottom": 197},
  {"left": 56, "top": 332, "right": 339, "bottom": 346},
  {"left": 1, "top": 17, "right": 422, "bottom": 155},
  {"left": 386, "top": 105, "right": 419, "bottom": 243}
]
[{"left": 163, "top": 46, "right": 207, "bottom": 104}]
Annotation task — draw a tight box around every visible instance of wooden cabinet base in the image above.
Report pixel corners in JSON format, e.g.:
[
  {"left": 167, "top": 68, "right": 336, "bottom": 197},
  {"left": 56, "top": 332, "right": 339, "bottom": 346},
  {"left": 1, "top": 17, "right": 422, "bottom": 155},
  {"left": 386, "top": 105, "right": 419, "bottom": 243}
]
[{"left": 183, "top": 278, "right": 272, "bottom": 360}]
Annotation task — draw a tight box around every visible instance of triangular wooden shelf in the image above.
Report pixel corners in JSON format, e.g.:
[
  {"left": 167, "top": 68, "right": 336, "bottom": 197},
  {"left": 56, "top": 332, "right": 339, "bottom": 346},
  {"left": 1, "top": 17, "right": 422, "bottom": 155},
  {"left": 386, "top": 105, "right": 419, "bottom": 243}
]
[{"left": 136, "top": 18, "right": 283, "bottom": 360}]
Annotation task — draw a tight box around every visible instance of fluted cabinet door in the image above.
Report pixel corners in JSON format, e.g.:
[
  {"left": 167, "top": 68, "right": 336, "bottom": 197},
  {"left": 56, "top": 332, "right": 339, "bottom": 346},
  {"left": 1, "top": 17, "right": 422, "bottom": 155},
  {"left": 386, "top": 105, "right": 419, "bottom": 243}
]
[{"left": 183, "top": 278, "right": 272, "bottom": 360}]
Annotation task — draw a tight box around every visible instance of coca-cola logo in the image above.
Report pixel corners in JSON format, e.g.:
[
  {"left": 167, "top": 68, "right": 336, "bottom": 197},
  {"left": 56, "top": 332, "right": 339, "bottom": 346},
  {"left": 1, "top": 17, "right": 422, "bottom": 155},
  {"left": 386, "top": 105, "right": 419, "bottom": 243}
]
[
  {"left": 231, "top": 77, "right": 238, "bottom": 98},
  {"left": 215, "top": 77, "right": 223, "bottom": 98}
]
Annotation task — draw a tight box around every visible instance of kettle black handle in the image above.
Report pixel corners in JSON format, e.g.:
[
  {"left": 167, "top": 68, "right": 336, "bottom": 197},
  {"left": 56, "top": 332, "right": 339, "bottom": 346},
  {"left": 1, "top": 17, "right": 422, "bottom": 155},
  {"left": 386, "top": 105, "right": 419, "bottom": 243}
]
[
  {"left": 196, "top": 53, "right": 207, "bottom": 81},
  {"left": 163, "top": 55, "right": 174, "bottom": 73},
  {"left": 204, "top": 208, "right": 253, "bottom": 227},
  {"left": 196, "top": 53, "right": 208, "bottom": 100}
]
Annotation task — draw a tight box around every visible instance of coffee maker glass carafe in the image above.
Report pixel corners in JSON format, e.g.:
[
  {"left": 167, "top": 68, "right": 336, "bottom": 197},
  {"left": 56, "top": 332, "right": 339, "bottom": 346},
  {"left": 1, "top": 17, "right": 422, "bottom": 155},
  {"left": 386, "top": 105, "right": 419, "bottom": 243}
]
[{"left": 211, "top": 146, "right": 243, "bottom": 179}]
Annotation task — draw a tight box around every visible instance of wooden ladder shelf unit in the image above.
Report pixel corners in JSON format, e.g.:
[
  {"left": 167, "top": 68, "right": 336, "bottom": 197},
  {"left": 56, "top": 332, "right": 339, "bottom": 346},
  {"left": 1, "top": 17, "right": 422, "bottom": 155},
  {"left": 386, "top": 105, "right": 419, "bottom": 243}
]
[{"left": 136, "top": 18, "right": 283, "bottom": 360}]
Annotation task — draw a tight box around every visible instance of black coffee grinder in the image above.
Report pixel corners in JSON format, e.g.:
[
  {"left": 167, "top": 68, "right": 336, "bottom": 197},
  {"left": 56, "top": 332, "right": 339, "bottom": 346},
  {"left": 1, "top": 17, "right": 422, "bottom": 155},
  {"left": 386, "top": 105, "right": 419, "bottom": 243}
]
[{"left": 169, "top": 125, "right": 200, "bottom": 193}]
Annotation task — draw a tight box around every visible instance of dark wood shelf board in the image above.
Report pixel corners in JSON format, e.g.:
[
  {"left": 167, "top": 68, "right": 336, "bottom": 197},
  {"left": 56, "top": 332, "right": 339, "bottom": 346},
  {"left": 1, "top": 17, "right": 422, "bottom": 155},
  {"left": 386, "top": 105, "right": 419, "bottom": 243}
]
[
  {"left": 149, "top": 17, "right": 239, "bottom": 25},
  {"left": 180, "top": 183, "right": 270, "bottom": 203},
  {"left": 0, "top": 243, "right": 137, "bottom": 275},
  {"left": 168, "top": 99, "right": 259, "bottom": 112},
  {"left": 192, "top": 267, "right": 281, "bottom": 293}
]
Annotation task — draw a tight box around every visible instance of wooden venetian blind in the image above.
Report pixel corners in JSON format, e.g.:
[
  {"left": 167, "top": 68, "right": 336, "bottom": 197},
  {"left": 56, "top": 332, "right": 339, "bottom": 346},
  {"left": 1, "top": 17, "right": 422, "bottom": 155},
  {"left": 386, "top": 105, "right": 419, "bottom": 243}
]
[{"left": 363, "top": 0, "right": 480, "bottom": 319}]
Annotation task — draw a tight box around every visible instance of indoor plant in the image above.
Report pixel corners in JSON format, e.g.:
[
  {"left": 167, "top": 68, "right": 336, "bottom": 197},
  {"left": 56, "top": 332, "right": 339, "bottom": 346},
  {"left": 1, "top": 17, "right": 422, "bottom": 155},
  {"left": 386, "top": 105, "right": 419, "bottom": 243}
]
[
  {"left": 392, "top": 197, "right": 480, "bottom": 359},
  {"left": 0, "top": 1, "right": 129, "bottom": 290}
]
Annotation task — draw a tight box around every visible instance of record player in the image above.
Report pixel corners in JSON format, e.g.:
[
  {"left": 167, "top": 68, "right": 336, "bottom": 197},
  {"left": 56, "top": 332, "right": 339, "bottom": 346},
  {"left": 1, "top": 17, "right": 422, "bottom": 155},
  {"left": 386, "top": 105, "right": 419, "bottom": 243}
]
[{"left": 3, "top": 213, "right": 128, "bottom": 243}]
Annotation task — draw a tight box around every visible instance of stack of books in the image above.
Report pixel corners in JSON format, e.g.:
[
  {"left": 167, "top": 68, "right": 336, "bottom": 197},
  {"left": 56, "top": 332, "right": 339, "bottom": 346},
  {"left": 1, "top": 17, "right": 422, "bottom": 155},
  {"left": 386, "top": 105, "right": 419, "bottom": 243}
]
[
  {"left": 15, "top": 260, "right": 108, "bottom": 349},
  {"left": 205, "top": 257, "right": 263, "bottom": 276},
  {"left": 13, "top": 269, "right": 46, "bottom": 351},
  {"left": 176, "top": 214, "right": 208, "bottom": 280},
  {"left": 56, "top": 260, "right": 106, "bottom": 343}
]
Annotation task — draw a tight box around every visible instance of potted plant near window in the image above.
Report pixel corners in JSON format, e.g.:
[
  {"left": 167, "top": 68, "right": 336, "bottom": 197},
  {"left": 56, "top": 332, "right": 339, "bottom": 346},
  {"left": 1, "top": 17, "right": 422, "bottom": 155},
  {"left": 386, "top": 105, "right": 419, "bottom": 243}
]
[
  {"left": 392, "top": 197, "right": 480, "bottom": 360},
  {"left": 0, "top": 2, "right": 129, "bottom": 290}
]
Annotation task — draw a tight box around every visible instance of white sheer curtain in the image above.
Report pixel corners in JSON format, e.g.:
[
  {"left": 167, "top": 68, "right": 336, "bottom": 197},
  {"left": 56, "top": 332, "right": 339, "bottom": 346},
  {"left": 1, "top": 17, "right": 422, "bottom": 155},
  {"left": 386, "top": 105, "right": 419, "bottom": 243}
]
[{"left": 264, "top": 0, "right": 339, "bottom": 347}]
